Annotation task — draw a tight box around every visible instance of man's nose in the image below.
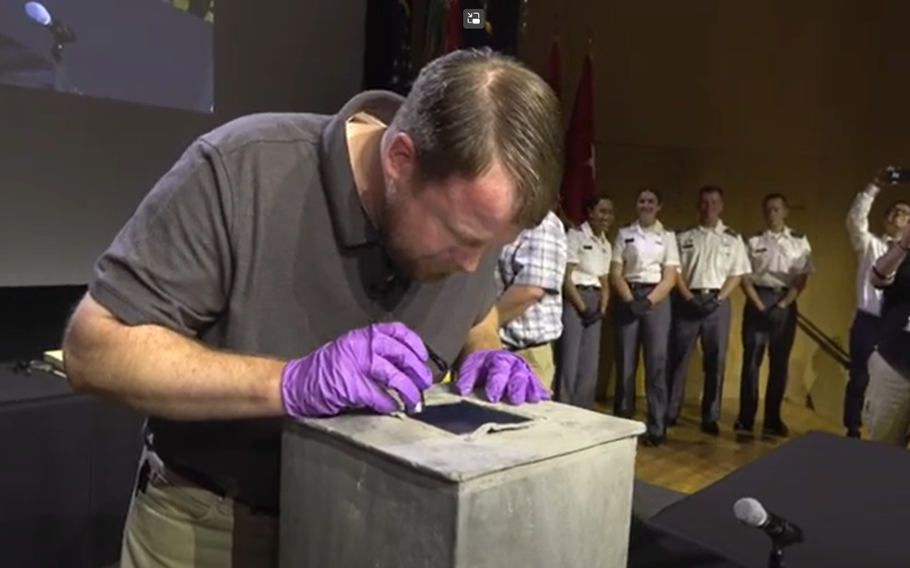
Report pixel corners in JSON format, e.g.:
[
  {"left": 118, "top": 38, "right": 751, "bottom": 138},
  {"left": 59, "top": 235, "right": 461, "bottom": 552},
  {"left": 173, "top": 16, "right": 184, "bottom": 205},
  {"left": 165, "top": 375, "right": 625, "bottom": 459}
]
[{"left": 455, "top": 248, "right": 485, "bottom": 273}]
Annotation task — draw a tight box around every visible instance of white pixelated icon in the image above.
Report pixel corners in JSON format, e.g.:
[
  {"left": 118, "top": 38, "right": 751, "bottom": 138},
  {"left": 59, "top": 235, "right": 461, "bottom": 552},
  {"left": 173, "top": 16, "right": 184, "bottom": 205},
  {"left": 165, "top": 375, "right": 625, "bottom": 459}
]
[{"left": 463, "top": 9, "right": 485, "bottom": 29}]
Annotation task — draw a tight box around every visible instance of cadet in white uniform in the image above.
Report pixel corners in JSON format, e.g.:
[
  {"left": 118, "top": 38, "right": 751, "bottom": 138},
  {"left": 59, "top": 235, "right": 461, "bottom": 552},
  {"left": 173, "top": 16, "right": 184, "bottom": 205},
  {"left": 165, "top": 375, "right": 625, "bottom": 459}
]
[
  {"left": 610, "top": 189, "right": 679, "bottom": 445},
  {"left": 556, "top": 196, "right": 614, "bottom": 408},
  {"left": 667, "top": 186, "right": 751, "bottom": 435},
  {"left": 843, "top": 173, "right": 910, "bottom": 438},
  {"left": 737, "top": 194, "right": 813, "bottom": 437}
]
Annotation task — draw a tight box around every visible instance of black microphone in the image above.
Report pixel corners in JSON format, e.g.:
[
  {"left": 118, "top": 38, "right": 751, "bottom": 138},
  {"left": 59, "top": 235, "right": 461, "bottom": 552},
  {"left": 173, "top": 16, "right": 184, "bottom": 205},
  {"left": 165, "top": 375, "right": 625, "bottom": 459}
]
[
  {"left": 733, "top": 497, "right": 805, "bottom": 548},
  {"left": 24, "top": 2, "right": 77, "bottom": 44}
]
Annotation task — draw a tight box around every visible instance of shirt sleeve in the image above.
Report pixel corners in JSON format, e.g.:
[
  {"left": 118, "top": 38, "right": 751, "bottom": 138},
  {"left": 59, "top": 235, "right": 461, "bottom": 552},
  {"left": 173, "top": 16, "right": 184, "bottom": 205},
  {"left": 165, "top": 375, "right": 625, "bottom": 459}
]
[
  {"left": 510, "top": 222, "right": 567, "bottom": 293},
  {"left": 795, "top": 237, "right": 815, "bottom": 275},
  {"left": 846, "top": 185, "right": 879, "bottom": 253},
  {"left": 729, "top": 236, "right": 752, "bottom": 277},
  {"left": 565, "top": 229, "right": 582, "bottom": 264},
  {"left": 88, "top": 139, "right": 235, "bottom": 336},
  {"left": 601, "top": 240, "right": 613, "bottom": 276},
  {"left": 662, "top": 231, "right": 681, "bottom": 267},
  {"left": 611, "top": 232, "right": 626, "bottom": 266}
]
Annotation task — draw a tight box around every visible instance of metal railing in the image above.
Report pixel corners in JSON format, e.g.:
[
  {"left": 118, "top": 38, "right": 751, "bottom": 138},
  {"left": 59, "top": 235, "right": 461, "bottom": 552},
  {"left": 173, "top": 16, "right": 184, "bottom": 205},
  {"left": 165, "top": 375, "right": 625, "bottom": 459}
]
[{"left": 796, "top": 312, "right": 850, "bottom": 369}]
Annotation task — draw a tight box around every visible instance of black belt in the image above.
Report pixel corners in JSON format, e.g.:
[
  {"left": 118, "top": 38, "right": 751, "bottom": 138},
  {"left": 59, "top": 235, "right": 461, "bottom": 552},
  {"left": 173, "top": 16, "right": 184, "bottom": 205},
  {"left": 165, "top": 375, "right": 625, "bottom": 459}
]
[
  {"left": 627, "top": 282, "right": 658, "bottom": 289},
  {"left": 690, "top": 288, "right": 720, "bottom": 294},
  {"left": 140, "top": 459, "right": 279, "bottom": 517},
  {"left": 754, "top": 285, "right": 789, "bottom": 292},
  {"left": 576, "top": 285, "right": 600, "bottom": 291}
]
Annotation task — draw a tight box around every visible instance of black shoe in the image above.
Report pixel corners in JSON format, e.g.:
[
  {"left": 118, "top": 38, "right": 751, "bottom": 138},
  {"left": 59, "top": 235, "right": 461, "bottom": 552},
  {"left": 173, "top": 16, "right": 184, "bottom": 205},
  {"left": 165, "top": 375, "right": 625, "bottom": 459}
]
[
  {"left": 700, "top": 422, "right": 720, "bottom": 436},
  {"left": 733, "top": 420, "right": 754, "bottom": 432},
  {"left": 846, "top": 428, "right": 861, "bottom": 439},
  {"left": 640, "top": 432, "right": 665, "bottom": 447},
  {"left": 762, "top": 421, "right": 789, "bottom": 437}
]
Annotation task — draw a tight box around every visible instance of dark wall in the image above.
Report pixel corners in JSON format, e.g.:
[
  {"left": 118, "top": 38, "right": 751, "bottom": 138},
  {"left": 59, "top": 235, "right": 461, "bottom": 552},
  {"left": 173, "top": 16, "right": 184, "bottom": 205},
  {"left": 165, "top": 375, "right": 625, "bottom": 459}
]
[
  {"left": 0, "top": 0, "right": 367, "bottom": 359},
  {"left": 0, "top": 0, "right": 212, "bottom": 112},
  {"left": 0, "top": 0, "right": 366, "bottom": 288}
]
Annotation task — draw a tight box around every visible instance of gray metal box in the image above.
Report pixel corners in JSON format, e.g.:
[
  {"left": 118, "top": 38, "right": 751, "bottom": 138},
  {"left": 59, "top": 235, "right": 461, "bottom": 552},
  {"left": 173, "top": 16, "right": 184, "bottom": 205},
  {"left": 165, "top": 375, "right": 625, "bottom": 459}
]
[{"left": 280, "top": 387, "right": 645, "bottom": 568}]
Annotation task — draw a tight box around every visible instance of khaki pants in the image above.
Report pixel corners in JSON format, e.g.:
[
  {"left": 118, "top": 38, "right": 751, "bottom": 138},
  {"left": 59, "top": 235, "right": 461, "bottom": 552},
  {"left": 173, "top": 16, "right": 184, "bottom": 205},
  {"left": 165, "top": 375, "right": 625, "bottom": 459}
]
[
  {"left": 119, "top": 465, "right": 278, "bottom": 568},
  {"left": 513, "top": 343, "right": 556, "bottom": 392},
  {"left": 865, "top": 351, "right": 910, "bottom": 446}
]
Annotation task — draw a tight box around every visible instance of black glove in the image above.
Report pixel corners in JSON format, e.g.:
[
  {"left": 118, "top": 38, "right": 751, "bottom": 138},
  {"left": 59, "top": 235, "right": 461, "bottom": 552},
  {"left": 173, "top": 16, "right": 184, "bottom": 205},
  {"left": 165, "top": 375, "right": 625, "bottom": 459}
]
[
  {"left": 687, "top": 295, "right": 716, "bottom": 316},
  {"left": 764, "top": 305, "right": 788, "bottom": 329},
  {"left": 580, "top": 306, "right": 602, "bottom": 326},
  {"left": 629, "top": 298, "right": 653, "bottom": 318},
  {"left": 701, "top": 296, "right": 721, "bottom": 315}
]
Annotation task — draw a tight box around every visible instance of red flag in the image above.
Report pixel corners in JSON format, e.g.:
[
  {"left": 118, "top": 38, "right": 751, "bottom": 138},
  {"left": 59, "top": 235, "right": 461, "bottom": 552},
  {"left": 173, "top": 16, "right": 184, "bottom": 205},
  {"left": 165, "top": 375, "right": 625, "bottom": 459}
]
[
  {"left": 444, "top": 0, "right": 463, "bottom": 53},
  {"left": 543, "top": 37, "right": 562, "bottom": 100},
  {"left": 560, "top": 53, "right": 595, "bottom": 227}
]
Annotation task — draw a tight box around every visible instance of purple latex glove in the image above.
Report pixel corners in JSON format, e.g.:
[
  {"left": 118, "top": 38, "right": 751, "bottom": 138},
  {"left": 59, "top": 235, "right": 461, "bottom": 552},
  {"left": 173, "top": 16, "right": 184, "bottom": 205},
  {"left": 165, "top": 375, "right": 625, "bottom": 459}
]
[
  {"left": 452, "top": 349, "right": 550, "bottom": 405},
  {"left": 280, "top": 322, "right": 432, "bottom": 417}
]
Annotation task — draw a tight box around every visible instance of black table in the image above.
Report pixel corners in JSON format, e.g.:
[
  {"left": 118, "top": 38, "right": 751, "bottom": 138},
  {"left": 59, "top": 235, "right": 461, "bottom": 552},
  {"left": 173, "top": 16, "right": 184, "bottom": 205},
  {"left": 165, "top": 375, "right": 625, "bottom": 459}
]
[
  {"left": 0, "top": 363, "right": 144, "bottom": 568},
  {"left": 651, "top": 431, "right": 910, "bottom": 568}
]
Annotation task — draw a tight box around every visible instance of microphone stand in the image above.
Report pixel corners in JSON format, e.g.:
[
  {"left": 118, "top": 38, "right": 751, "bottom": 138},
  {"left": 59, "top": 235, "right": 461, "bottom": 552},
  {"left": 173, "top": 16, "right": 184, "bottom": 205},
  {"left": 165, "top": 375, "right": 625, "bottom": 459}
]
[
  {"left": 51, "top": 40, "right": 66, "bottom": 92},
  {"left": 768, "top": 545, "right": 785, "bottom": 568}
]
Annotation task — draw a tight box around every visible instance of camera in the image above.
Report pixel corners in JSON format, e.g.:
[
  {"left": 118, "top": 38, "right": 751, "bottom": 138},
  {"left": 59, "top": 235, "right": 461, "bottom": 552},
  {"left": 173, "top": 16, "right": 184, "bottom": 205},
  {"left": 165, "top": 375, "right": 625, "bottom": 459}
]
[{"left": 880, "top": 166, "right": 910, "bottom": 184}]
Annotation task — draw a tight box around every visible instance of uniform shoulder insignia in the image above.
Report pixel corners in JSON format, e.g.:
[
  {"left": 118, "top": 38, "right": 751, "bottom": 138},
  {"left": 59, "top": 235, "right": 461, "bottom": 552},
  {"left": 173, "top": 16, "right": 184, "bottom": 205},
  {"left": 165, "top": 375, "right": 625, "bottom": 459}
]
[
  {"left": 790, "top": 230, "right": 805, "bottom": 238},
  {"left": 723, "top": 227, "right": 739, "bottom": 237}
]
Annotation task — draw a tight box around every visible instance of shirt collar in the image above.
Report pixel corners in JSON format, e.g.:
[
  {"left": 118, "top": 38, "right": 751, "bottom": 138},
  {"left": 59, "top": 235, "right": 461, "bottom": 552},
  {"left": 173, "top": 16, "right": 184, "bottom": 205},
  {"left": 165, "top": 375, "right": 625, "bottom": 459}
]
[
  {"left": 580, "top": 221, "right": 609, "bottom": 244},
  {"left": 698, "top": 220, "right": 727, "bottom": 234},
  {"left": 319, "top": 90, "right": 404, "bottom": 248},
  {"left": 764, "top": 226, "right": 791, "bottom": 238},
  {"left": 634, "top": 220, "right": 664, "bottom": 234}
]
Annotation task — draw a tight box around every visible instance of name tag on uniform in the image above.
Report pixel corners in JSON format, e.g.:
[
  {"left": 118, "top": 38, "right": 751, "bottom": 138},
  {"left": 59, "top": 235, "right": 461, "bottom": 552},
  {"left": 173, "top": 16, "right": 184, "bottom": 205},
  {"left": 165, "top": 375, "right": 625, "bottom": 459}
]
[
  {"left": 755, "top": 247, "right": 768, "bottom": 253},
  {"left": 583, "top": 245, "right": 593, "bottom": 250},
  {"left": 682, "top": 243, "right": 694, "bottom": 249},
  {"left": 624, "top": 238, "right": 634, "bottom": 244}
]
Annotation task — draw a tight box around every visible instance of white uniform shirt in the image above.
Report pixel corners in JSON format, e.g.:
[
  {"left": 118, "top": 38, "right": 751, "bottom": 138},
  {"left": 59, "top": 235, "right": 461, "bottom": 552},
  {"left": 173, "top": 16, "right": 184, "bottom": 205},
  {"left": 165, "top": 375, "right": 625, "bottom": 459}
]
[
  {"left": 675, "top": 221, "right": 751, "bottom": 289},
  {"left": 611, "top": 220, "right": 681, "bottom": 284},
  {"left": 847, "top": 185, "right": 892, "bottom": 316},
  {"left": 745, "top": 227, "right": 814, "bottom": 288},
  {"left": 567, "top": 222, "right": 612, "bottom": 288}
]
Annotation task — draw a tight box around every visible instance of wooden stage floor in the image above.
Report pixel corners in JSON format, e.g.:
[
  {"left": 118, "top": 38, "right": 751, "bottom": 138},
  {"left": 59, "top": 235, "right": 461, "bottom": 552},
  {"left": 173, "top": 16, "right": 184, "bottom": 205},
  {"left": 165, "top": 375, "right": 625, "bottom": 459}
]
[{"left": 622, "top": 399, "right": 844, "bottom": 494}]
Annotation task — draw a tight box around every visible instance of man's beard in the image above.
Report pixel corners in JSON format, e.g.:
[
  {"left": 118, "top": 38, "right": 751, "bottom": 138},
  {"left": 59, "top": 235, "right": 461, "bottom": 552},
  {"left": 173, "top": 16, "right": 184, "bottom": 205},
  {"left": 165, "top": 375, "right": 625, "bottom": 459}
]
[{"left": 379, "top": 223, "right": 455, "bottom": 284}]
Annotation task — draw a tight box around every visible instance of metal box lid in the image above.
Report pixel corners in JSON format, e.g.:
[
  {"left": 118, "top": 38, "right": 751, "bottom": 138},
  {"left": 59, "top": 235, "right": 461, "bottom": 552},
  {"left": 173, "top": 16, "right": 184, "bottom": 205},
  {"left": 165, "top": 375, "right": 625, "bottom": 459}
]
[{"left": 284, "top": 386, "right": 645, "bottom": 482}]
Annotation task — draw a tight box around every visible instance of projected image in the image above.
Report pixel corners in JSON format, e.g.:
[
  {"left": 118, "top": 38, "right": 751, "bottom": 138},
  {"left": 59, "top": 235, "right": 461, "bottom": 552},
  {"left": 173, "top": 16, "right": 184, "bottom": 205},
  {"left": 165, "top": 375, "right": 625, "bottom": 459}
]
[{"left": 0, "top": 0, "right": 213, "bottom": 113}]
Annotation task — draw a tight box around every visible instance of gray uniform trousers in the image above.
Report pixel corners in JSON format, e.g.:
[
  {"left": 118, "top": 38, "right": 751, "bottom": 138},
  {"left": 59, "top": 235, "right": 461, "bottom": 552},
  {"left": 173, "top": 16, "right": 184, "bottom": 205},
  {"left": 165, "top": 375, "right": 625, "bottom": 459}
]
[
  {"left": 613, "top": 283, "right": 672, "bottom": 436},
  {"left": 555, "top": 286, "right": 604, "bottom": 408},
  {"left": 667, "top": 290, "right": 732, "bottom": 424},
  {"left": 738, "top": 287, "right": 797, "bottom": 426}
]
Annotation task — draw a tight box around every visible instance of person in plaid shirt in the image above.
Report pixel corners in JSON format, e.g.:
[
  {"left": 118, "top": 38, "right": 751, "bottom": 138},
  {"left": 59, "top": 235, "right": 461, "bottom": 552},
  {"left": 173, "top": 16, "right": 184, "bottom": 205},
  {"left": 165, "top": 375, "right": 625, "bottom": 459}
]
[{"left": 496, "top": 210, "right": 568, "bottom": 390}]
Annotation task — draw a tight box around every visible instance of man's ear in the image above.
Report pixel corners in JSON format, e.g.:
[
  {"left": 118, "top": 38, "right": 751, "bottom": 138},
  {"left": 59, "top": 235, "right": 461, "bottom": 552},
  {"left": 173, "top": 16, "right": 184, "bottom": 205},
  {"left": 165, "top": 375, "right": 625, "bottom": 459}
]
[{"left": 384, "top": 131, "right": 417, "bottom": 181}]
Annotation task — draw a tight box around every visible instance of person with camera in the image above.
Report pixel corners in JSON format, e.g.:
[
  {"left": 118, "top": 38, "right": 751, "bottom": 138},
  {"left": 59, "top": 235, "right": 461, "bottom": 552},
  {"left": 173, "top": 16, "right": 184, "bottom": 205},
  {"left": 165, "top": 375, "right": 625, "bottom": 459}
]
[
  {"left": 737, "top": 193, "right": 814, "bottom": 437},
  {"left": 609, "top": 188, "right": 679, "bottom": 446},
  {"left": 864, "top": 220, "right": 910, "bottom": 446},
  {"left": 667, "top": 186, "right": 751, "bottom": 435},
  {"left": 843, "top": 168, "right": 910, "bottom": 438}
]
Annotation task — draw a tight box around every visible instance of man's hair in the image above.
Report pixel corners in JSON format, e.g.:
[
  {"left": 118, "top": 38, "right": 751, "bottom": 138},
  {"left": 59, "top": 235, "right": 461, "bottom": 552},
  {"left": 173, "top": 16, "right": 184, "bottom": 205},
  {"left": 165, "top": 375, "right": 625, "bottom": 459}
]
[
  {"left": 763, "top": 193, "right": 788, "bottom": 207},
  {"left": 887, "top": 200, "right": 910, "bottom": 215},
  {"left": 391, "top": 49, "right": 562, "bottom": 229},
  {"left": 583, "top": 195, "right": 611, "bottom": 212},
  {"left": 638, "top": 187, "right": 662, "bottom": 203},
  {"left": 698, "top": 185, "right": 724, "bottom": 198}
]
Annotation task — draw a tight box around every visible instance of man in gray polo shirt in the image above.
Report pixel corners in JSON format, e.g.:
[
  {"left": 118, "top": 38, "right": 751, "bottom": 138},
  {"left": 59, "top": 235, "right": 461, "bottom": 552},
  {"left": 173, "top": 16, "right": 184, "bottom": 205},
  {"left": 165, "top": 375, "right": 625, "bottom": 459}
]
[{"left": 61, "top": 49, "right": 561, "bottom": 568}]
